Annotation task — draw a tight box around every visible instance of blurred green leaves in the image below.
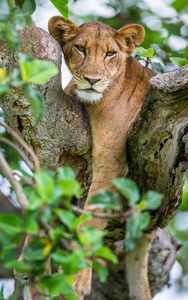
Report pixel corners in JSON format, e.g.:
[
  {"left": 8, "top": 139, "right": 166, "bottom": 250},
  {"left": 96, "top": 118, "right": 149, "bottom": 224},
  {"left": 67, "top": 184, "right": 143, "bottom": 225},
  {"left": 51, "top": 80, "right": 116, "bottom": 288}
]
[
  {"left": 170, "top": 57, "right": 188, "bottom": 67},
  {"left": 0, "top": 53, "right": 58, "bottom": 122},
  {"left": 15, "top": 0, "right": 36, "bottom": 15},
  {"left": 89, "top": 190, "right": 122, "bottom": 211},
  {"left": 0, "top": 214, "right": 23, "bottom": 235},
  {"left": 39, "top": 273, "right": 75, "bottom": 298},
  {"left": 18, "top": 53, "right": 58, "bottom": 84},
  {"left": 111, "top": 178, "right": 162, "bottom": 252},
  {"left": 113, "top": 178, "right": 140, "bottom": 204},
  {"left": 136, "top": 47, "right": 156, "bottom": 59},
  {"left": 0, "top": 0, "right": 33, "bottom": 52},
  {"left": 181, "top": 178, "right": 188, "bottom": 212},
  {"left": 135, "top": 46, "right": 164, "bottom": 74}
]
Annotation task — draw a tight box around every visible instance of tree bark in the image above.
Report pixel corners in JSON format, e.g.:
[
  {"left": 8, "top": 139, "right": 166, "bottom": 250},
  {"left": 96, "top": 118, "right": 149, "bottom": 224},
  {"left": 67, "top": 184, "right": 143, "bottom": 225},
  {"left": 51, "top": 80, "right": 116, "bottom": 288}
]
[
  {"left": 0, "top": 22, "right": 187, "bottom": 298},
  {"left": 127, "top": 65, "right": 188, "bottom": 230}
]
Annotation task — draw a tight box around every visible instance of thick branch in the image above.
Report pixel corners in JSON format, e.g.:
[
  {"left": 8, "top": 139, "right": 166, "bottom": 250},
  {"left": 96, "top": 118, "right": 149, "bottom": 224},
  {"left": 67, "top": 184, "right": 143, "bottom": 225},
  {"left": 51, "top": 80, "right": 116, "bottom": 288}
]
[{"left": 127, "top": 64, "right": 188, "bottom": 230}]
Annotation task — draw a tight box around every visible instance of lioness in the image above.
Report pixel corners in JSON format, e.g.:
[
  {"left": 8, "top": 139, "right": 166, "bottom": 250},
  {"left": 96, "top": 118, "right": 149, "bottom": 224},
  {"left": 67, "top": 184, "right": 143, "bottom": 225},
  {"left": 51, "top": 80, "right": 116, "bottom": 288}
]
[{"left": 48, "top": 17, "right": 154, "bottom": 300}]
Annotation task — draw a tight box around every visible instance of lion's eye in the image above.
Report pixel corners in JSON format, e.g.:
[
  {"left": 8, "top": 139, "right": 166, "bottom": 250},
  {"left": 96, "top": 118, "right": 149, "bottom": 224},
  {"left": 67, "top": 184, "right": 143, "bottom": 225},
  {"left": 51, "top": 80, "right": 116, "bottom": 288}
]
[
  {"left": 106, "top": 51, "right": 115, "bottom": 57},
  {"left": 76, "top": 45, "right": 86, "bottom": 53}
]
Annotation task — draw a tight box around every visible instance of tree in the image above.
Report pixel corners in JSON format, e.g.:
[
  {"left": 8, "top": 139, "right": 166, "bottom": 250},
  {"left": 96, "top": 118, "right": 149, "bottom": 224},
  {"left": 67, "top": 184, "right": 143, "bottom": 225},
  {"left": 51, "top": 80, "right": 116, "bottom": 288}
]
[{"left": 0, "top": 0, "right": 188, "bottom": 299}]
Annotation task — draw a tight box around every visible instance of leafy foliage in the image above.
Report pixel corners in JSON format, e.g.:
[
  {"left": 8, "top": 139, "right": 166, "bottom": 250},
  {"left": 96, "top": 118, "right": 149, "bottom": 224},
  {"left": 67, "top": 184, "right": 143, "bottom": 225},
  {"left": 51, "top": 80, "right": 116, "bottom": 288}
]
[
  {"left": 113, "top": 178, "right": 162, "bottom": 252},
  {"left": 89, "top": 178, "right": 162, "bottom": 253},
  {"left": 0, "top": 26, "right": 59, "bottom": 121},
  {"left": 135, "top": 46, "right": 164, "bottom": 74},
  {"left": 0, "top": 169, "right": 117, "bottom": 298}
]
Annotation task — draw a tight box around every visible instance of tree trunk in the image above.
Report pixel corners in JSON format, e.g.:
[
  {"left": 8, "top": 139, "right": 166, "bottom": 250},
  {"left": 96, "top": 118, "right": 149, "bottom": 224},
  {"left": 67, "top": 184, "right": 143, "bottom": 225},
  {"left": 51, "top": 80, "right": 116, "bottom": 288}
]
[{"left": 1, "top": 22, "right": 187, "bottom": 298}]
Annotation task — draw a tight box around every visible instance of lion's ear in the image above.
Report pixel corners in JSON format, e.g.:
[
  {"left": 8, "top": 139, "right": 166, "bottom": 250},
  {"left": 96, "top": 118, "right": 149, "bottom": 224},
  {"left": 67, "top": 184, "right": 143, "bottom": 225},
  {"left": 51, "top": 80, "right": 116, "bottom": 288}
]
[
  {"left": 116, "top": 24, "right": 145, "bottom": 55},
  {"left": 48, "top": 16, "right": 78, "bottom": 48}
]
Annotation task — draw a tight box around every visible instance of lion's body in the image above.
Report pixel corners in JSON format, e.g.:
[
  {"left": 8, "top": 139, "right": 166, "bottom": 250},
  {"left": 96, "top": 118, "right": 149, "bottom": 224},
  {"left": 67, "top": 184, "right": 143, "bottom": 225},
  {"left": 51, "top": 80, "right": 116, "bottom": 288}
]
[{"left": 49, "top": 17, "right": 154, "bottom": 300}]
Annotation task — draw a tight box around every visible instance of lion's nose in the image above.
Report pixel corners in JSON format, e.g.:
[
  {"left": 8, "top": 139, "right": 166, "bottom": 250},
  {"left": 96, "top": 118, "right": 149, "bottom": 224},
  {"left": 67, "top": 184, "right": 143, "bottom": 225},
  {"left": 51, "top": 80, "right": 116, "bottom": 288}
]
[{"left": 84, "top": 76, "right": 101, "bottom": 85}]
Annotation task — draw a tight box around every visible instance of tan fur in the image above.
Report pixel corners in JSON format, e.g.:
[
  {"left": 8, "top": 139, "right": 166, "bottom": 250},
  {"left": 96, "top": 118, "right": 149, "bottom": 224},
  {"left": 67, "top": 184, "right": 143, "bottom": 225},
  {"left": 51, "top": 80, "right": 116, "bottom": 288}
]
[{"left": 49, "top": 16, "right": 154, "bottom": 300}]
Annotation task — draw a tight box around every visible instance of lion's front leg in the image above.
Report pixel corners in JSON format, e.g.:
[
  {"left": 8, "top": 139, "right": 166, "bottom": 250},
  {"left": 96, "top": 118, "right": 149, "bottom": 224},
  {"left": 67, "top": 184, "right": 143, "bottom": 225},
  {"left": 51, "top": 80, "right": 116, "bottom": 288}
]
[
  {"left": 73, "top": 267, "right": 92, "bottom": 300},
  {"left": 125, "top": 231, "right": 156, "bottom": 300}
]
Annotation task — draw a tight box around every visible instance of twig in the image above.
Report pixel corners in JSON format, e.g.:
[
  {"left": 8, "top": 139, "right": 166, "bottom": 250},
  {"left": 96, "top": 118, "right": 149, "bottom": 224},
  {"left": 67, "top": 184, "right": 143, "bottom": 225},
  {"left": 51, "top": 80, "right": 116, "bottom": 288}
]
[
  {"left": 0, "top": 137, "right": 34, "bottom": 171},
  {"left": 0, "top": 149, "right": 29, "bottom": 210},
  {"left": 0, "top": 121, "right": 40, "bottom": 172},
  {"left": 72, "top": 205, "right": 133, "bottom": 220},
  {"left": 12, "top": 171, "right": 35, "bottom": 188}
]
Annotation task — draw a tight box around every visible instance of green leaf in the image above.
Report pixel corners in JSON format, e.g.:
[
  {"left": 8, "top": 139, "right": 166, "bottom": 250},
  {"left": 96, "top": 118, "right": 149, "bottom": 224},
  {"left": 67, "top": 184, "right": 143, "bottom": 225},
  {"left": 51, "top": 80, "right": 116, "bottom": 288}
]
[
  {"left": 78, "top": 226, "right": 106, "bottom": 246},
  {"left": 58, "top": 179, "right": 82, "bottom": 198},
  {"left": 95, "top": 246, "right": 118, "bottom": 264},
  {"left": 18, "top": 53, "right": 59, "bottom": 84},
  {"left": 57, "top": 167, "right": 76, "bottom": 180},
  {"left": 39, "top": 273, "right": 73, "bottom": 296},
  {"left": 146, "top": 47, "right": 156, "bottom": 59},
  {"left": 66, "top": 293, "right": 77, "bottom": 300},
  {"left": 112, "top": 178, "right": 140, "bottom": 204},
  {"left": 88, "top": 190, "right": 122, "bottom": 211},
  {"left": 0, "top": 21, "right": 19, "bottom": 52},
  {"left": 24, "top": 210, "right": 39, "bottom": 234},
  {"left": 54, "top": 209, "right": 76, "bottom": 230},
  {"left": 50, "top": 0, "right": 69, "bottom": 19},
  {"left": 10, "top": 7, "right": 27, "bottom": 31},
  {"left": 22, "top": 84, "right": 44, "bottom": 122},
  {"left": 52, "top": 248, "right": 89, "bottom": 274},
  {"left": 8, "top": 295, "right": 18, "bottom": 300},
  {"left": 73, "top": 213, "right": 92, "bottom": 227},
  {"left": 181, "top": 178, "right": 188, "bottom": 211},
  {"left": 135, "top": 47, "right": 147, "bottom": 57},
  {"left": 171, "top": 0, "right": 188, "bottom": 13},
  {"left": 57, "top": 167, "right": 82, "bottom": 197},
  {"left": 26, "top": 60, "right": 58, "bottom": 84},
  {"left": 138, "top": 191, "right": 163, "bottom": 211},
  {"left": 0, "top": 231, "right": 12, "bottom": 248},
  {"left": 24, "top": 187, "right": 43, "bottom": 210},
  {"left": 34, "top": 172, "right": 55, "bottom": 199},
  {"left": 0, "top": 84, "right": 11, "bottom": 96},
  {"left": 3, "top": 248, "right": 17, "bottom": 268},
  {"left": 93, "top": 260, "right": 108, "bottom": 282},
  {"left": 0, "top": 214, "right": 23, "bottom": 235},
  {"left": 125, "top": 212, "right": 150, "bottom": 252},
  {"left": 24, "top": 236, "right": 52, "bottom": 261},
  {"left": 15, "top": 0, "right": 26, "bottom": 9},
  {"left": 21, "top": 0, "right": 36, "bottom": 15},
  {"left": 11, "top": 260, "right": 27, "bottom": 273},
  {"left": 170, "top": 57, "right": 188, "bottom": 67}
]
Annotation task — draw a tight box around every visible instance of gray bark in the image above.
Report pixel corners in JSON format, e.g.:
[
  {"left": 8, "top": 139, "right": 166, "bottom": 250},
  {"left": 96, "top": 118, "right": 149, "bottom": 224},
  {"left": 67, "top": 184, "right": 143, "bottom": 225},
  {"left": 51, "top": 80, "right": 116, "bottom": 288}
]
[
  {"left": 0, "top": 23, "right": 187, "bottom": 298},
  {"left": 127, "top": 65, "right": 188, "bottom": 230}
]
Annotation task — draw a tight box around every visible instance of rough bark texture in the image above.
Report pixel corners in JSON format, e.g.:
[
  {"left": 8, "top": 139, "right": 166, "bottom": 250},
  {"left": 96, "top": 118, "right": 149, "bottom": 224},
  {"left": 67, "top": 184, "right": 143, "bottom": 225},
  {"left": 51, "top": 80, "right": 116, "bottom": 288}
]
[
  {"left": 0, "top": 23, "right": 187, "bottom": 298},
  {"left": 127, "top": 65, "right": 188, "bottom": 230}
]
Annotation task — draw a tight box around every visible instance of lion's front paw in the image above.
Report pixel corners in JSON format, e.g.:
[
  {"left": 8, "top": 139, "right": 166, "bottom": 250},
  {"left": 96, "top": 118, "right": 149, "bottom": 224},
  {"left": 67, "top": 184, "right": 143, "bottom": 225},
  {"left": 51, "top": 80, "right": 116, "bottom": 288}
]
[{"left": 73, "top": 268, "right": 92, "bottom": 300}]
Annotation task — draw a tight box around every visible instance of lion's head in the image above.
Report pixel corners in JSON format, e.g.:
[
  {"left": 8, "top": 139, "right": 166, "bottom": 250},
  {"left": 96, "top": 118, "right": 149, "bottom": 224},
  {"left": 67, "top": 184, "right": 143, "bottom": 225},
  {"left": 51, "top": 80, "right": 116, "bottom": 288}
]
[{"left": 48, "top": 17, "right": 145, "bottom": 104}]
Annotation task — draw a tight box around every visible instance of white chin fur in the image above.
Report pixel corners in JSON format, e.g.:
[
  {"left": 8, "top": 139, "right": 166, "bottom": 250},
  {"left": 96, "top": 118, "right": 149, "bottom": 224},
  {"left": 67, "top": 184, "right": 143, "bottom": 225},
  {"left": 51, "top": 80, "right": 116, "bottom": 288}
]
[{"left": 76, "top": 89, "right": 102, "bottom": 104}]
